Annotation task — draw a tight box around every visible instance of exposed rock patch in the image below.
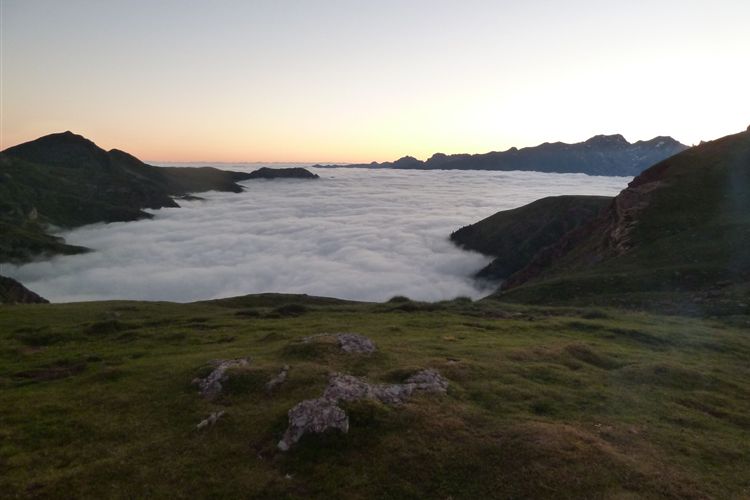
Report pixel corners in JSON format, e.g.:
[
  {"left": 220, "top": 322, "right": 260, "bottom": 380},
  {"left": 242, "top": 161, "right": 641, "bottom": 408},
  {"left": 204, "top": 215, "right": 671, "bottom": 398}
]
[
  {"left": 336, "top": 333, "right": 377, "bottom": 354},
  {"left": 277, "top": 369, "right": 448, "bottom": 450},
  {"left": 277, "top": 398, "right": 349, "bottom": 451},
  {"left": 301, "top": 333, "right": 377, "bottom": 354},
  {"left": 324, "top": 369, "right": 448, "bottom": 405},
  {"left": 266, "top": 365, "right": 290, "bottom": 393},
  {"left": 192, "top": 358, "right": 250, "bottom": 400},
  {"left": 196, "top": 411, "right": 225, "bottom": 430}
]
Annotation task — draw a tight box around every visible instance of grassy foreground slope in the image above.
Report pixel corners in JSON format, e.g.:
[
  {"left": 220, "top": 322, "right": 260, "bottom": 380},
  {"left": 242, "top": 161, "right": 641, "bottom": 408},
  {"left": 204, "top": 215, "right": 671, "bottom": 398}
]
[
  {"left": 497, "top": 129, "right": 750, "bottom": 316},
  {"left": 1, "top": 295, "right": 749, "bottom": 498}
]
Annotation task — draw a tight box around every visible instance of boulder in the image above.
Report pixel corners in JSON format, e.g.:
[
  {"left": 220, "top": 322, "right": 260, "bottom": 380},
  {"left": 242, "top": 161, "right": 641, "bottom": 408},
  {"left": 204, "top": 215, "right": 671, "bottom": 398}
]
[
  {"left": 192, "top": 358, "right": 250, "bottom": 400},
  {"left": 336, "top": 333, "right": 377, "bottom": 354},
  {"left": 277, "top": 398, "right": 349, "bottom": 451}
]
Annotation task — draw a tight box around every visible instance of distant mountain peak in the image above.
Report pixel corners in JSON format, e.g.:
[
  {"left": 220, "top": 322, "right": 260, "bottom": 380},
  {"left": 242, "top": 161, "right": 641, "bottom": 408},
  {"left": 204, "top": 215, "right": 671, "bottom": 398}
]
[{"left": 584, "top": 134, "right": 629, "bottom": 147}]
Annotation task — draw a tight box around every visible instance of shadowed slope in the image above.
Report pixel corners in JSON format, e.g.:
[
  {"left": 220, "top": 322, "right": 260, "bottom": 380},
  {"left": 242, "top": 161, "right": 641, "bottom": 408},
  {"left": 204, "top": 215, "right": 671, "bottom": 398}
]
[
  {"left": 0, "top": 132, "right": 252, "bottom": 263},
  {"left": 450, "top": 195, "right": 611, "bottom": 281},
  {"left": 496, "top": 129, "right": 750, "bottom": 315}
]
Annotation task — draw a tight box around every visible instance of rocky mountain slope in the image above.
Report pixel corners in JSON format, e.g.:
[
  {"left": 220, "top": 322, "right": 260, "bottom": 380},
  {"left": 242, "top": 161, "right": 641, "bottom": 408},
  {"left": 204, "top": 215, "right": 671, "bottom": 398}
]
[
  {"left": 450, "top": 195, "right": 611, "bottom": 281},
  {"left": 317, "top": 134, "right": 688, "bottom": 176},
  {"left": 0, "top": 275, "right": 48, "bottom": 304},
  {"left": 0, "top": 131, "right": 253, "bottom": 263},
  {"left": 491, "top": 128, "right": 750, "bottom": 314}
]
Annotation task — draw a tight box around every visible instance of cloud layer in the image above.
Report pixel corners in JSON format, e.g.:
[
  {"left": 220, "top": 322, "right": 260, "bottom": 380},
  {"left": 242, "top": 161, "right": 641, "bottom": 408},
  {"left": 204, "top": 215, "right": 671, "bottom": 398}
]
[{"left": 4, "top": 167, "right": 628, "bottom": 303}]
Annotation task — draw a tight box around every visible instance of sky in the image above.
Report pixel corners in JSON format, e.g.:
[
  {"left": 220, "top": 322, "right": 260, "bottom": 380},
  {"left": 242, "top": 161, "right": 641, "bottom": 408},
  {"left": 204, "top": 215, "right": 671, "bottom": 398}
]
[{"left": 1, "top": 0, "right": 749, "bottom": 162}]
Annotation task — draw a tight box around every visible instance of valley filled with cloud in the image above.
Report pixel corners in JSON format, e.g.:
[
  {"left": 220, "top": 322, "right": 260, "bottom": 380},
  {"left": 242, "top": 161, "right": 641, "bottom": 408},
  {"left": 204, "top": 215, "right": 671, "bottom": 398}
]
[{"left": 4, "top": 167, "right": 628, "bottom": 302}]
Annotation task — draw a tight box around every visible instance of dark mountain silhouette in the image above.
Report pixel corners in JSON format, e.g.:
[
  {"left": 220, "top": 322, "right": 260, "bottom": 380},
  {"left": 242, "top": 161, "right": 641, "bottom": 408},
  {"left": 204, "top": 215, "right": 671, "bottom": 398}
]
[
  {"left": 316, "top": 134, "right": 688, "bottom": 176},
  {"left": 0, "top": 275, "right": 48, "bottom": 304},
  {"left": 450, "top": 195, "right": 611, "bottom": 281},
  {"left": 462, "top": 128, "right": 749, "bottom": 315},
  {"left": 0, "top": 131, "right": 253, "bottom": 263},
  {"left": 247, "top": 167, "right": 319, "bottom": 179}
]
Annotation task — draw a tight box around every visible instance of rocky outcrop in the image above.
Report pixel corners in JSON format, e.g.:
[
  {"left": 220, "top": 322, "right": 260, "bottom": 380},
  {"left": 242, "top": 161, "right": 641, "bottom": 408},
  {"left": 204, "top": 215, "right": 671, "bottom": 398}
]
[
  {"left": 301, "top": 333, "right": 377, "bottom": 354},
  {"left": 0, "top": 276, "right": 49, "bottom": 304},
  {"left": 277, "top": 398, "right": 349, "bottom": 451},
  {"left": 192, "top": 358, "right": 250, "bottom": 400},
  {"left": 246, "top": 167, "right": 319, "bottom": 180},
  {"left": 336, "top": 333, "right": 377, "bottom": 354},
  {"left": 278, "top": 369, "right": 448, "bottom": 451}
]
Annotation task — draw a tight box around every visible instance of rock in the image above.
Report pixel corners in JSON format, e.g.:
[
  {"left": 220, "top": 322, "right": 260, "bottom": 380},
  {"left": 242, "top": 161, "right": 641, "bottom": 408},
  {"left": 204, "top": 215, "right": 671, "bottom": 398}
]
[
  {"left": 405, "top": 369, "right": 449, "bottom": 393},
  {"left": 196, "top": 410, "right": 225, "bottom": 430},
  {"left": 192, "top": 358, "right": 250, "bottom": 400},
  {"left": 323, "top": 373, "right": 375, "bottom": 402},
  {"left": 323, "top": 369, "right": 448, "bottom": 405},
  {"left": 266, "top": 365, "right": 290, "bottom": 393},
  {"left": 277, "top": 398, "right": 349, "bottom": 451},
  {"left": 300, "top": 333, "right": 377, "bottom": 354},
  {"left": 278, "top": 369, "right": 448, "bottom": 450},
  {"left": 336, "top": 333, "right": 377, "bottom": 354}
]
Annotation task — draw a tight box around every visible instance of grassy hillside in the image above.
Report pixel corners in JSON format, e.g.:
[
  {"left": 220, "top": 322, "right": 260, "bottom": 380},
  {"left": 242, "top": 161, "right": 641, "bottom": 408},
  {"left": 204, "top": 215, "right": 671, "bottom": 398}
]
[
  {"left": 496, "top": 129, "right": 750, "bottom": 315},
  {"left": 450, "top": 195, "right": 611, "bottom": 281},
  {"left": 1, "top": 294, "right": 748, "bottom": 498},
  {"left": 0, "top": 132, "right": 252, "bottom": 263}
]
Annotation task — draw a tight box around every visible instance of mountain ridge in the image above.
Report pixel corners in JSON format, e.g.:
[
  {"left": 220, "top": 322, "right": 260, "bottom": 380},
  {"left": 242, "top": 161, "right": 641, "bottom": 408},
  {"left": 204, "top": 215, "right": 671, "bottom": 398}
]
[
  {"left": 315, "top": 134, "right": 688, "bottom": 176},
  {"left": 0, "top": 131, "right": 255, "bottom": 263},
  {"left": 490, "top": 128, "right": 750, "bottom": 314}
]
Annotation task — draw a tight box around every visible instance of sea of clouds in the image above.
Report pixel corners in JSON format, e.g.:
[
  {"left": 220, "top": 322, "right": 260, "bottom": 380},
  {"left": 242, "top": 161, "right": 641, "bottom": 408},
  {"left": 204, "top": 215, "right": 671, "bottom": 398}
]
[{"left": 4, "top": 167, "right": 629, "bottom": 303}]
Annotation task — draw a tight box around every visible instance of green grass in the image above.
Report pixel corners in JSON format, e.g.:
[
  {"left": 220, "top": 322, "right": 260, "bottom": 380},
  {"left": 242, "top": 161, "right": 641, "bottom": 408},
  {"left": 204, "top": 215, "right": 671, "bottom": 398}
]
[{"left": 1, "top": 295, "right": 748, "bottom": 498}]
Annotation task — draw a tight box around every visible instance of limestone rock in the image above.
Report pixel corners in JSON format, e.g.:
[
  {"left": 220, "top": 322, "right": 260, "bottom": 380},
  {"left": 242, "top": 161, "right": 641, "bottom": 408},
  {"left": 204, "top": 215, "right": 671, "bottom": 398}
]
[
  {"left": 278, "top": 369, "right": 448, "bottom": 450},
  {"left": 196, "top": 411, "right": 225, "bottom": 430},
  {"left": 405, "top": 369, "right": 449, "bottom": 393},
  {"left": 277, "top": 398, "right": 349, "bottom": 451},
  {"left": 192, "top": 358, "right": 250, "bottom": 400},
  {"left": 336, "top": 333, "right": 377, "bottom": 354}
]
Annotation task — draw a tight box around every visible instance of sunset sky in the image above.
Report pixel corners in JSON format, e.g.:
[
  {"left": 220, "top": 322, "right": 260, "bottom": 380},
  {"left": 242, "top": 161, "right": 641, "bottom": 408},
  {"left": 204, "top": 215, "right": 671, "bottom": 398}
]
[{"left": 2, "top": 0, "right": 749, "bottom": 163}]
